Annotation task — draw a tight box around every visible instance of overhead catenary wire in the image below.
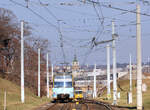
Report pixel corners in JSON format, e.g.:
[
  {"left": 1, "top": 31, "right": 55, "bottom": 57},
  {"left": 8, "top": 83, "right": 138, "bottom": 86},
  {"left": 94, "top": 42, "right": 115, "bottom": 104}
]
[
  {"left": 38, "top": 0, "right": 59, "bottom": 21},
  {"left": 38, "top": 0, "right": 88, "bottom": 63},
  {"left": 10, "top": 0, "right": 68, "bottom": 63},
  {"left": 9, "top": 0, "right": 58, "bottom": 29},
  {"left": 38, "top": 0, "right": 67, "bottom": 63},
  {"left": 26, "top": 0, "right": 138, "bottom": 35},
  {"left": 44, "top": 1, "right": 96, "bottom": 16},
  {"left": 38, "top": 1, "right": 103, "bottom": 34},
  {"left": 91, "top": 2, "right": 104, "bottom": 41},
  {"left": 86, "top": 0, "right": 150, "bottom": 17},
  {"left": 57, "top": 20, "right": 67, "bottom": 63},
  {"left": 78, "top": 1, "right": 106, "bottom": 65},
  {"left": 9, "top": 0, "right": 150, "bottom": 65}
]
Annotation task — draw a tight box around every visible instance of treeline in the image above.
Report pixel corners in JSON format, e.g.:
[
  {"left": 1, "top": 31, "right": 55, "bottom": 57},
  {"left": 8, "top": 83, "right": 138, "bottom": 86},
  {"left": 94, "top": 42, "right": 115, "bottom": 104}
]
[{"left": 0, "top": 8, "right": 51, "bottom": 96}]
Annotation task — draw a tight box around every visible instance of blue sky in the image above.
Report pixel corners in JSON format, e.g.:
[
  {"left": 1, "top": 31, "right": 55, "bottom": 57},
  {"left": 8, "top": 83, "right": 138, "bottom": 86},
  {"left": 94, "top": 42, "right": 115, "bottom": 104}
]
[{"left": 1, "top": 0, "right": 150, "bottom": 65}]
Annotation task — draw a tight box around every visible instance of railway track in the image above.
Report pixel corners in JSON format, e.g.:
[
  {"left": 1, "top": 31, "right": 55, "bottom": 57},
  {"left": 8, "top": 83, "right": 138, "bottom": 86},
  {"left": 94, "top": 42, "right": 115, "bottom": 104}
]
[
  {"left": 46, "top": 103, "right": 58, "bottom": 110},
  {"left": 60, "top": 103, "right": 71, "bottom": 110},
  {"left": 82, "top": 103, "right": 90, "bottom": 110},
  {"left": 46, "top": 103, "right": 72, "bottom": 110},
  {"left": 46, "top": 99, "right": 112, "bottom": 110},
  {"left": 83, "top": 99, "right": 112, "bottom": 110}
]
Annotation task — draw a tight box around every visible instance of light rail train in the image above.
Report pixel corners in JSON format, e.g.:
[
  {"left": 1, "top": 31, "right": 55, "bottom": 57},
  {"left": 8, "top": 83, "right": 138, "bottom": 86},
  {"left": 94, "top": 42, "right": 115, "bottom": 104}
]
[
  {"left": 52, "top": 72, "right": 74, "bottom": 102},
  {"left": 74, "top": 90, "right": 83, "bottom": 100}
]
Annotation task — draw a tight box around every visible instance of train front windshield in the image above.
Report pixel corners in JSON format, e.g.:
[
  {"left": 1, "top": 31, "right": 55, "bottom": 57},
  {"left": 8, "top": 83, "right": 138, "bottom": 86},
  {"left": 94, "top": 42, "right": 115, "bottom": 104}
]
[
  {"left": 75, "top": 91, "right": 82, "bottom": 94},
  {"left": 54, "top": 82, "right": 72, "bottom": 88}
]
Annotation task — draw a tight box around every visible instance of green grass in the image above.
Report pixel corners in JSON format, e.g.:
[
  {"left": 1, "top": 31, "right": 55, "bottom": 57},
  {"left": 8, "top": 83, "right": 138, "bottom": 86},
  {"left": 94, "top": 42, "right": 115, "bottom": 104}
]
[
  {"left": 0, "top": 78, "right": 50, "bottom": 110},
  {"left": 98, "top": 79, "right": 150, "bottom": 110}
]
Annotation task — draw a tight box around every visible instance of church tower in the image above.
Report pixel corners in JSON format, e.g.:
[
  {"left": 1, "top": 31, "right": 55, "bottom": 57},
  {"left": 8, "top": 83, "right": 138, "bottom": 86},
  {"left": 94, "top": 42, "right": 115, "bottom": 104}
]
[{"left": 72, "top": 54, "right": 79, "bottom": 72}]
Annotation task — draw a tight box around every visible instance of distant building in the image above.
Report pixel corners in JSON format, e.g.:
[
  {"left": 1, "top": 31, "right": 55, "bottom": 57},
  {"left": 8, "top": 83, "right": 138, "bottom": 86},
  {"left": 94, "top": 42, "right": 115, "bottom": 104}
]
[
  {"left": 54, "top": 66, "right": 60, "bottom": 70},
  {"left": 72, "top": 54, "right": 81, "bottom": 76},
  {"left": 72, "top": 54, "right": 79, "bottom": 71}
]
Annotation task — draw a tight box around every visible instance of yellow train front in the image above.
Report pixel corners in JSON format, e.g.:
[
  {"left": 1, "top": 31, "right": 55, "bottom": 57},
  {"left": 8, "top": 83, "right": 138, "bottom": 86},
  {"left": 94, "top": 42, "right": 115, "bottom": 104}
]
[{"left": 74, "top": 90, "right": 83, "bottom": 101}]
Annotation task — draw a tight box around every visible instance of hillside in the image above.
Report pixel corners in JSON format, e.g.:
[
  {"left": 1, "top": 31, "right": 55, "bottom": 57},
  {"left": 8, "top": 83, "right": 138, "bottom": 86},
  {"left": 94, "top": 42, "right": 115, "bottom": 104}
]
[
  {"left": 0, "top": 77, "right": 50, "bottom": 110},
  {"left": 99, "top": 78, "right": 150, "bottom": 110},
  {"left": 0, "top": 7, "right": 51, "bottom": 96}
]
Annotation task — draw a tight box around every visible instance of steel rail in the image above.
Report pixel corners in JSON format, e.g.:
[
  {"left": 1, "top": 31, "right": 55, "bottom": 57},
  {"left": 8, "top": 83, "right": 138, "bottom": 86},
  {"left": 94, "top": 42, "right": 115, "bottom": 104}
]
[
  {"left": 83, "top": 103, "right": 90, "bottom": 110},
  {"left": 83, "top": 99, "right": 112, "bottom": 110},
  {"left": 59, "top": 103, "right": 71, "bottom": 110},
  {"left": 46, "top": 103, "right": 59, "bottom": 110}
]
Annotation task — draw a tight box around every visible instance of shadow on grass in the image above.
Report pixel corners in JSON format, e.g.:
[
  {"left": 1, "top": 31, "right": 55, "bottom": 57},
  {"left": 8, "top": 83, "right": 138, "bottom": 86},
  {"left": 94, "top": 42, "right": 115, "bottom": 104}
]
[
  {"left": 118, "top": 106, "right": 145, "bottom": 110},
  {"left": 117, "top": 106, "right": 137, "bottom": 109}
]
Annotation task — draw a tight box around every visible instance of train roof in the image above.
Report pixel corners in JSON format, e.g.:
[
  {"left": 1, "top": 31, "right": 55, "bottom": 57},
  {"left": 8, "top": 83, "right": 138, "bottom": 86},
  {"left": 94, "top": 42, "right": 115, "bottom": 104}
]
[
  {"left": 54, "top": 74, "right": 73, "bottom": 79},
  {"left": 75, "top": 90, "right": 82, "bottom": 92},
  {"left": 55, "top": 71, "right": 72, "bottom": 76}
]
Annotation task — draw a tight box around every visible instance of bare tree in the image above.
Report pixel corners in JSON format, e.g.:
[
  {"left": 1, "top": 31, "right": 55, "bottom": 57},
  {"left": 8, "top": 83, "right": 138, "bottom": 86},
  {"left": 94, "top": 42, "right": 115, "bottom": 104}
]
[{"left": 0, "top": 7, "right": 51, "bottom": 96}]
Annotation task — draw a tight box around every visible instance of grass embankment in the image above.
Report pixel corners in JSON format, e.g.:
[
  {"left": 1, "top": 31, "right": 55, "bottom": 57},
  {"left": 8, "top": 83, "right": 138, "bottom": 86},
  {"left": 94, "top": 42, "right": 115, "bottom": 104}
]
[
  {"left": 99, "top": 79, "right": 150, "bottom": 110},
  {"left": 0, "top": 78, "right": 50, "bottom": 110}
]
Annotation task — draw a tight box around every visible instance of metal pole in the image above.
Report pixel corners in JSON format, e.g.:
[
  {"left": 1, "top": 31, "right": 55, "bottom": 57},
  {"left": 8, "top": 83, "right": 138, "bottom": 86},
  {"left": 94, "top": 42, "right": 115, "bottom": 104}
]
[
  {"left": 38, "top": 48, "right": 40, "bottom": 97},
  {"left": 52, "top": 64, "right": 54, "bottom": 82},
  {"left": 129, "top": 54, "right": 132, "bottom": 92},
  {"left": 21, "top": 21, "right": 25, "bottom": 103},
  {"left": 128, "top": 54, "right": 133, "bottom": 104},
  {"left": 112, "top": 21, "right": 117, "bottom": 105},
  {"left": 106, "top": 44, "right": 111, "bottom": 99},
  {"left": 136, "top": 4, "right": 142, "bottom": 110},
  {"left": 93, "top": 64, "right": 97, "bottom": 98},
  {"left": 46, "top": 53, "right": 49, "bottom": 98},
  {"left": 4, "top": 91, "right": 6, "bottom": 110},
  {"left": 148, "top": 57, "right": 150, "bottom": 73}
]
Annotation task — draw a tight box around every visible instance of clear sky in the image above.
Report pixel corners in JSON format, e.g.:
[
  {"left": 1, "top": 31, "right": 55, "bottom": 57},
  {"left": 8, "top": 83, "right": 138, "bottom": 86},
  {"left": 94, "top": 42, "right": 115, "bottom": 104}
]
[{"left": 1, "top": 0, "right": 150, "bottom": 65}]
